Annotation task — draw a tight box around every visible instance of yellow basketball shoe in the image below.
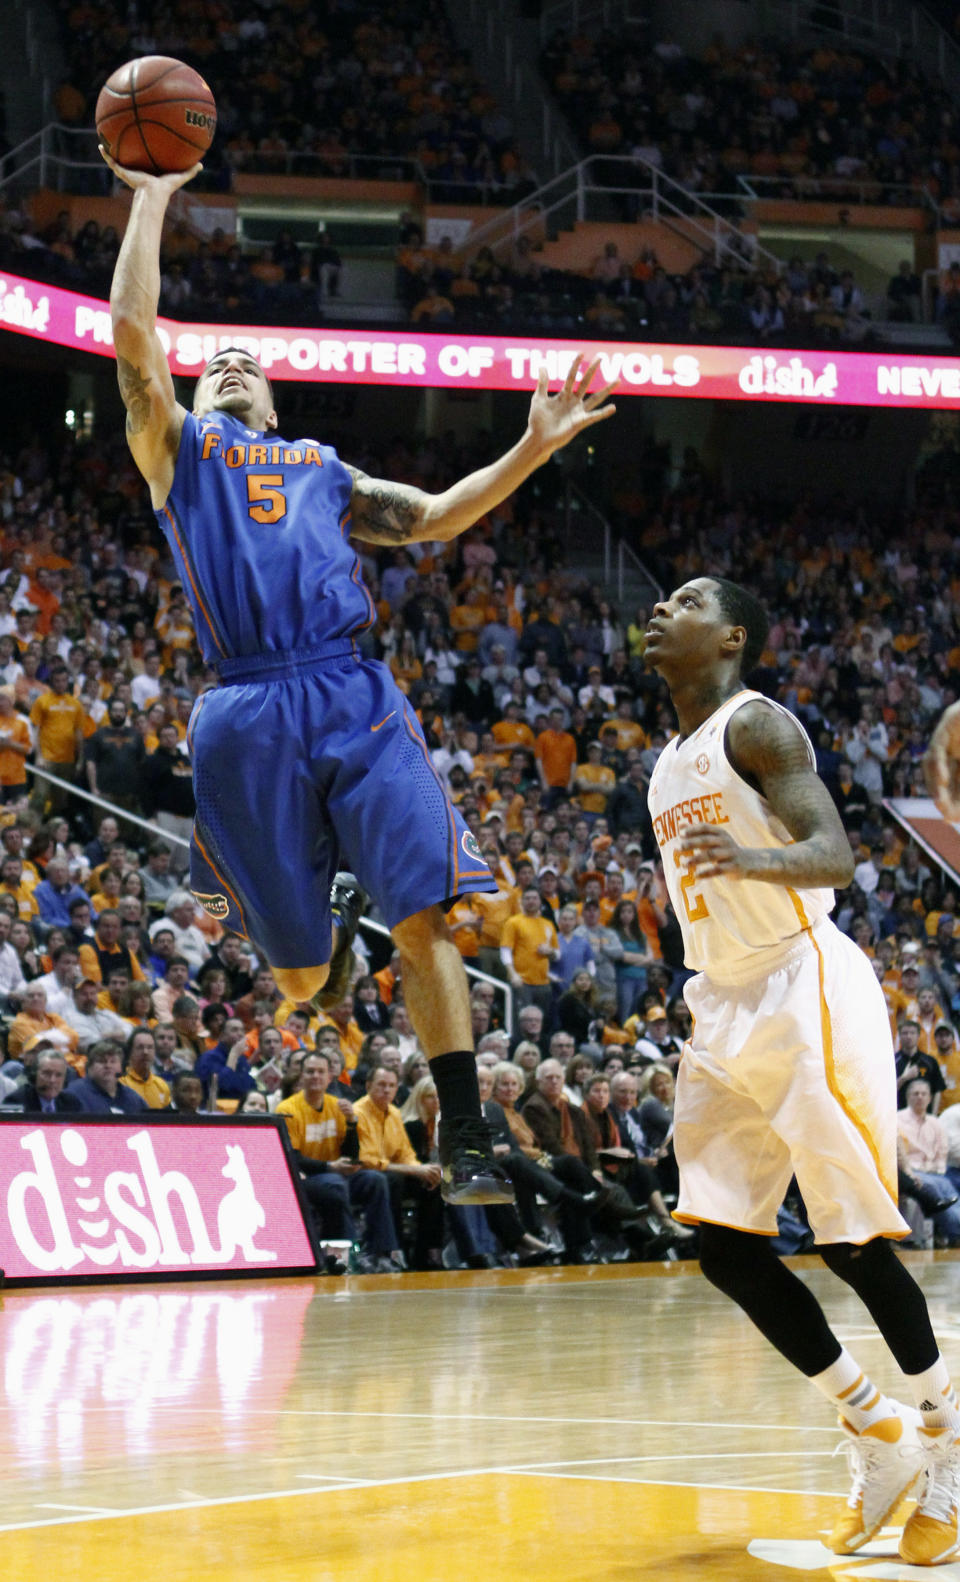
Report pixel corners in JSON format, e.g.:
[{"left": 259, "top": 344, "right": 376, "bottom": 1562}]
[
  {"left": 827, "top": 1408, "right": 926, "bottom": 1555},
  {"left": 899, "top": 1425, "right": 960, "bottom": 1566}
]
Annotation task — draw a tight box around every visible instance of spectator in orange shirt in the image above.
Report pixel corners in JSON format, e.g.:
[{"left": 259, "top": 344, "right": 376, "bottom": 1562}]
[
  {"left": 30, "top": 664, "right": 85, "bottom": 813},
  {"left": 0, "top": 855, "right": 38, "bottom": 922},
  {"left": 0, "top": 689, "right": 30, "bottom": 801},
  {"left": 606, "top": 697, "right": 646, "bottom": 754},
  {"left": 449, "top": 586, "right": 491, "bottom": 653},
  {"left": 318, "top": 994, "right": 365, "bottom": 1070},
  {"left": 500, "top": 885, "right": 558, "bottom": 1014},
  {"left": 7, "top": 982, "right": 80, "bottom": 1062},
  {"left": 154, "top": 589, "right": 195, "bottom": 665},
  {"left": 573, "top": 740, "right": 616, "bottom": 820},
  {"left": 473, "top": 729, "right": 510, "bottom": 781},
  {"left": 491, "top": 701, "right": 535, "bottom": 750},
  {"left": 243, "top": 1001, "right": 300, "bottom": 1061},
  {"left": 77, "top": 908, "right": 146, "bottom": 986},
  {"left": 374, "top": 949, "right": 402, "bottom": 1007},
  {"left": 535, "top": 707, "right": 577, "bottom": 806},
  {"left": 24, "top": 568, "right": 60, "bottom": 636},
  {"left": 598, "top": 868, "right": 632, "bottom": 924},
  {"left": 411, "top": 284, "right": 455, "bottom": 324}
]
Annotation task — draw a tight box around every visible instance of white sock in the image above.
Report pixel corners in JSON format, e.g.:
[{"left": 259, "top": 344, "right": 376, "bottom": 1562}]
[
  {"left": 810, "top": 1347, "right": 896, "bottom": 1432},
  {"left": 904, "top": 1354, "right": 960, "bottom": 1433}
]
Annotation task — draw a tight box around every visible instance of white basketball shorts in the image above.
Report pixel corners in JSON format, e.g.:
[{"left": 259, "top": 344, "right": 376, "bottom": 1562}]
[{"left": 674, "top": 918, "right": 909, "bottom": 1245}]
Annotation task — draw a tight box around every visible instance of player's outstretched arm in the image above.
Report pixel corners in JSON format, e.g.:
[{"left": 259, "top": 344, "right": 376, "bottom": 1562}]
[
  {"left": 925, "top": 701, "right": 960, "bottom": 820},
  {"left": 678, "top": 701, "right": 856, "bottom": 889},
  {"left": 100, "top": 148, "right": 199, "bottom": 506},
  {"left": 348, "top": 355, "right": 616, "bottom": 545}
]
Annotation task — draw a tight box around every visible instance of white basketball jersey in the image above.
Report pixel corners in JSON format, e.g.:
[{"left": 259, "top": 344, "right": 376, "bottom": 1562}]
[{"left": 647, "top": 689, "right": 833, "bottom": 977}]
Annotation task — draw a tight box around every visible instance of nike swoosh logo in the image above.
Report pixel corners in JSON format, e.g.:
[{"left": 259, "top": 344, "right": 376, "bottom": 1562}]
[{"left": 370, "top": 711, "right": 397, "bottom": 732}]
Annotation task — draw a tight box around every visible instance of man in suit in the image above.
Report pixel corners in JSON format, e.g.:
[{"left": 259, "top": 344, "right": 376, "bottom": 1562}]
[
  {"left": 608, "top": 1069, "right": 655, "bottom": 1162},
  {"left": 476, "top": 1063, "right": 554, "bottom": 1262},
  {"left": 522, "top": 1059, "right": 668, "bottom": 1261},
  {"left": 2, "top": 1049, "right": 83, "bottom": 1113},
  {"left": 68, "top": 1040, "right": 150, "bottom": 1115}
]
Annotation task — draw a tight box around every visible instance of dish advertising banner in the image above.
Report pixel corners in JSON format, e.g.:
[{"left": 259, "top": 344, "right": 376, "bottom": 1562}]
[
  {"left": 0, "top": 1116, "right": 316, "bottom": 1284},
  {"left": 3, "top": 268, "right": 960, "bottom": 406}
]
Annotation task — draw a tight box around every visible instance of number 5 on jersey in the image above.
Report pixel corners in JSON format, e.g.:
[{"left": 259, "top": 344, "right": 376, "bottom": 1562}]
[
  {"left": 247, "top": 473, "right": 286, "bottom": 524},
  {"left": 673, "top": 847, "right": 709, "bottom": 922}
]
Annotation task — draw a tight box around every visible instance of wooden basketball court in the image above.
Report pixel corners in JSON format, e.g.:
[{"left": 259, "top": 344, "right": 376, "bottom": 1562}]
[{"left": 2, "top": 1251, "right": 960, "bottom": 1580}]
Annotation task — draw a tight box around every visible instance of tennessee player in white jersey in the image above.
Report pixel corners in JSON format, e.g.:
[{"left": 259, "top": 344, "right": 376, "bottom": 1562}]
[{"left": 645, "top": 576, "right": 960, "bottom": 1567}]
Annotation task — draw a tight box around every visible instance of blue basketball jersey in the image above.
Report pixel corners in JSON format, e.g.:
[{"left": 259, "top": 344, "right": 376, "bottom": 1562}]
[{"left": 156, "top": 411, "right": 375, "bottom": 662}]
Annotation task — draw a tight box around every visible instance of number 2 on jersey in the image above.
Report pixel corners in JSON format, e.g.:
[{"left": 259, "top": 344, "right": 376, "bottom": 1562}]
[
  {"left": 247, "top": 473, "right": 287, "bottom": 524},
  {"left": 673, "top": 847, "right": 710, "bottom": 922}
]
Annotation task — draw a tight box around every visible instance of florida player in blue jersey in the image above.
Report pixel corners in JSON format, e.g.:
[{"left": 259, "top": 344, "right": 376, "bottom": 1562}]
[{"left": 102, "top": 150, "right": 616, "bottom": 1206}]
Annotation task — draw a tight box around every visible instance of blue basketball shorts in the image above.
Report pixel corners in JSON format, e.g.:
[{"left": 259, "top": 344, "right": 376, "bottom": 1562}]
[{"left": 186, "top": 647, "right": 497, "bottom": 969}]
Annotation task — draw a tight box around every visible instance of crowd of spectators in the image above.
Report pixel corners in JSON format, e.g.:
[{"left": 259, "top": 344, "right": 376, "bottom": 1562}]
[
  {"left": 0, "top": 189, "right": 881, "bottom": 349},
  {"left": 541, "top": 27, "right": 960, "bottom": 214},
  {"left": 3, "top": 383, "right": 960, "bottom": 1261},
  {"left": 51, "top": 0, "right": 529, "bottom": 199},
  {"left": 398, "top": 224, "right": 880, "bottom": 347}
]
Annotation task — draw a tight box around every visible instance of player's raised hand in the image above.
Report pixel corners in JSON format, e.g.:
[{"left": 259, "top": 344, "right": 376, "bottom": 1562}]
[
  {"left": 99, "top": 144, "right": 203, "bottom": 193},
  {"left": 526, "top": 353, "right": 617, "bottom": 457},
  {"left": 925, "top": 701, "right": 960, "bottom": 820}
]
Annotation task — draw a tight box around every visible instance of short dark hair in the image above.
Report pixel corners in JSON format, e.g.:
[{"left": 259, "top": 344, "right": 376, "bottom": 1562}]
[
  {"left": 87, "top": 1038, "right": 124, "bottom": 1065},
  {"left": 198, "top": 348, "right": 274, "bottom": 400},
  {"left": 124, "top": 1025, "right": 156, "bottom": 1062},
  {"left": 172, "top": 1069, "right": 202, "bottom": 1094},
  {"left": 708, "top": 577, "right": 770, "bottom": 675}
]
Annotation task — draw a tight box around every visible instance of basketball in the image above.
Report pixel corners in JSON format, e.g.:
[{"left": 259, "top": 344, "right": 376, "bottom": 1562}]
[{"left": 95, "top": 56, "right": 216, "bottom": 175}]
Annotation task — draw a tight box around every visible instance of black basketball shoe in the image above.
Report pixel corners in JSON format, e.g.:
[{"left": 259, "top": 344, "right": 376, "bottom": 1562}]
[
  {"left": 439, "top": 1115, "right": 516, "bottom": 1206},
  {"left": 314, "top": 873, "right": 367, "bottom": 1011}
]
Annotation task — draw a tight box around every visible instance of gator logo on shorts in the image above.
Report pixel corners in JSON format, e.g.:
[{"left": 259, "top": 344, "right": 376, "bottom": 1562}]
[
  {"left": 195, "top": 891, "right": 230, "bottom": 920},
  {"left": 696, "top": 753, "right": 710, "bottom": 775},
  {"left": 461, "top": 831, "right": 484, "bottom": 864}
]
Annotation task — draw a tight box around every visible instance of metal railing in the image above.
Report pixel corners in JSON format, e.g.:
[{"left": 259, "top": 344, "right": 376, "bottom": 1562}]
[
  {"left": 0, "top": 123, "right": 107, "bottom": 198},
  {"left": 564, "top": 479, "right": 663, "bottom": 612},
  {"left": 25, "top": 760, "right": 191, "bottom": 854},
  {"left": 459, "top": 156, "right": 781, "bottom": 276},
  {"left": 536, "top": 0, "right": 960, "bottom": 80},
  {"left": 461, "top": 0, "right": 580, "bottom": 181},
  {"left": 538, "top": 0, "right": 644, "bottom": 44},
  {"left": 22, "top": 763, "right": 514, "bottom": 1033},
  {"left": 735, "top": 171, "right": 939, "bottom": 212},
  {"left": 9, "top": 0, "right": 54, "bottom": 123},
  {"left": 763, "top": 0, "right": 960, "bottom": 85},
  {"left": 0, "top": 121, "right": 528, "bottom": 210}
]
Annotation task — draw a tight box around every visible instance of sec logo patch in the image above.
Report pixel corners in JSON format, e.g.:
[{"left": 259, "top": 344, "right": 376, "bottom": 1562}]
[
  {"left": 195, "top": 892, "right": 230, "bottom": 920},
  {"left": 461, "top": 831, "right": 484, "bottom": 864},
  {"left": 696, "top": 753, "right": 710, "bottom": 775}
]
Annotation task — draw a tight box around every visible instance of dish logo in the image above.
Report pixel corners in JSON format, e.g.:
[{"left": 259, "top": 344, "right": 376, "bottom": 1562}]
[
  {"left": 6, "top": 1127, "right": 279, "bottom": 1273},
  {"left": 0, "top": 277, "right": 50, "bottom": 333},
  {"left": 738, "top": 354, "right": 838, "bottom": 399}
]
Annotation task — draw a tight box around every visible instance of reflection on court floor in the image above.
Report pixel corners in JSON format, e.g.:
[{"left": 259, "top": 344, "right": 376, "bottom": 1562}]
[{"left": 0, "top": 1255, "right": 957, "bottom": 1580}]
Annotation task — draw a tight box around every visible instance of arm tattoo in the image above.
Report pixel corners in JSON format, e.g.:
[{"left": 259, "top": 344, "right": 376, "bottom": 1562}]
[
  {"left": 347, "top": 466, "right": 425, "bottom": 544},
  {"left": 117, "top": 356, "right": 152, "bottom": 437},
  {"left": 727, "top": 701, "right": 853, "bottom": 883}
]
